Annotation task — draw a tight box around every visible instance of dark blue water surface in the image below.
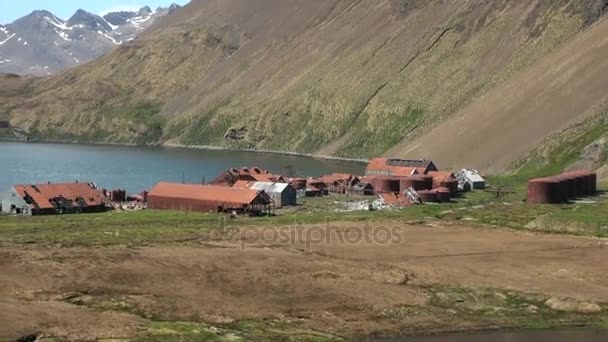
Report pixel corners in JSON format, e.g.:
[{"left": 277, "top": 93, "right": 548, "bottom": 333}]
[{"left": 0, "top": 142, "right": 365, "bottom": 193}]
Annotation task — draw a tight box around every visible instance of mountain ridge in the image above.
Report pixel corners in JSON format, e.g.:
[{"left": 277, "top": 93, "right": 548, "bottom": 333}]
[
  {"left": 3, "top": 0, "right": 608, "bottom": 174},
  {"left": 0, "top": 3, "right": 182, "bottom": 75}
]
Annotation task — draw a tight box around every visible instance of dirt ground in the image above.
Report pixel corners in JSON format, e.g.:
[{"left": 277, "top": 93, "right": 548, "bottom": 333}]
[{"left": 1, "top": 221, "right": 608, "bottom": 341}]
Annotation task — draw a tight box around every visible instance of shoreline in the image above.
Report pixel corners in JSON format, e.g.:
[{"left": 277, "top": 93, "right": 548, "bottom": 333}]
[
  {"left": 9, "top": 138, "right": 368, "bottom": 164},
  {"left": 163, "top": 142, "right": 369, "bottom": 163}
]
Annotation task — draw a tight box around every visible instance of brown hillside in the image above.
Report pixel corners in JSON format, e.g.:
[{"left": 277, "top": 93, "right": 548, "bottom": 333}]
[
  {"left": 3, "top": 0, "right": 608, "bottom": 170},
  {"left": 391, "top": 16, "right": 608, "bottom": 173}
]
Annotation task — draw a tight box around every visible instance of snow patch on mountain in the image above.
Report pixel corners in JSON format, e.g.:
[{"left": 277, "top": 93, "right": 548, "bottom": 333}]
[
  {"left": 0, "top": 3, "right": 182, "bottom": 75},
  {"left": 0, "top": 33, "right": 15, "bottom": 46}
]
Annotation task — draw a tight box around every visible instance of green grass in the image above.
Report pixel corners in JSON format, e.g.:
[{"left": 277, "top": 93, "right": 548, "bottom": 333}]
[
  {"left": 416, "top": 285, "right": 608, "bottom": 331},
  {"left": 1, "top": 186, "right": 606, "bottom": 248},
  {"left": 134, "top": 321, "right": 238, "bottom": 342},
  {"left": 0, "top": 210, "right": 220, "bottom": 247},
  {"left": 513, "top": 114, "right": 608, "bottom": 180}
]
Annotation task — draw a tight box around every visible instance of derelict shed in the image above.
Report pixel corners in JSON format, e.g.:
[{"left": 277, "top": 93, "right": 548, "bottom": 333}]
[
  {"left": 147, "top": 182, "right": 272, "bottom": 214},
  {"left": 249, "top": 182, "right": 297, "bottom": 207},
  {"left": 456, "top": 169, "right": 486, "bottom": 190}
]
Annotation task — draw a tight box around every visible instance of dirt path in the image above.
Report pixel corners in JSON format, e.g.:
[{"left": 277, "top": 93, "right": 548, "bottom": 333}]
[{"left": 1, "top": 222, "right": 607, "bottom": 340}]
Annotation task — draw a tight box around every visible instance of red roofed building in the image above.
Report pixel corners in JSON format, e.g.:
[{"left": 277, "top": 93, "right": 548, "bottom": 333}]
[
  {"left": 320, "top": 173, "right": 360, "bottom": 193},
  {"left": 427, "top": 171, "right": 458, "bottom": 196},
  {"left": 366, "top": 158, "right": 438, "bottom": 177},
  {"left": 210, "top": 167, "right": 285, "bottom": 186},
  {"left": 148, "top": 182, "right": 272, "bottom": 215},
  {"left": 1, "top": 182, "right": 106, "bottom": 215}
]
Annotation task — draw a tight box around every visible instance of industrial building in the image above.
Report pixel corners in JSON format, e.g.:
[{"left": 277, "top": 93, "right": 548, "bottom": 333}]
[
  {"left": 347, "top": 182, "right": 374, "bottom": 196},
  {"left": 427, "top": 171, "right": 458, "bottom": 196},
  {"left": 366, "top": 158, "right": 438, "bottom": 176},
  {"left": 320, "top": 173, "right": 360, "bottom": 193},
  {"left": 210, "top": 167, "right": 285, "bottom": 186},
  {"left": 0, "top": 182, "right": 106, "bottom": 215},
  {"left": 147, "top": 182, "right": 272, "bottom": 214},
  {"left": 233, "top": 181, "right": 297, "bottom": 207}
]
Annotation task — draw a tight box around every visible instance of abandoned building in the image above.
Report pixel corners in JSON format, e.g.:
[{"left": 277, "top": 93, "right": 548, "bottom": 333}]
[
  {"left": 232, "top": 181, "right": 297, "bottom": 207},
  {"left": 427, "top": 171, "right": 458, "bottom": 196},
  {"left": 320, "top": 173, "right": 360, "bottom": 193},
  {"left": 365, "top": 158, "right": 438, "bottom": 177},
  {"left": 0, "top": 182, "right": 106, "bottom": 215},
  {"left": 456, "top": 169, "right": 486, "bottom": 191},
  {"left": 147, "top": 182, "right": 272, "bottom": 214},
  {"left": 210, "top": 167, "right": 285, "bottom": 186},
  {"left": 346, "top": 182, "right": 375, "bottom": 196}
]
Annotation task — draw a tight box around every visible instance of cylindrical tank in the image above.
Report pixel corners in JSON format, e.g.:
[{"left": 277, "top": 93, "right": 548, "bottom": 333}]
[
  {"left": 568, "top": 170, "right": 595, "bottom": 196},
  {"left": 418, "top": 190, "right": 439, "bottom": 203},
  {"left": 141, "top": 190, "right": 149, "bottom": 203},
  {"left": 527, "top": 177, "right": 565, "bottom": 204},
  {"left": 589, "top": 172, "right": 597, "bottom": 195},
  {"left": 556, "top": 174, "right": 576, "bottom": 199},
  {"left": 435, "top": 187, "right": 452, "bottom": 203}
]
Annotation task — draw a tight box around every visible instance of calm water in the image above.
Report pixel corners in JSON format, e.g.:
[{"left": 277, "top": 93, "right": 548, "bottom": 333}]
[
  {"left": 0, "top": 142, "right": 365, "bottom": 193},
  {"left": 384, "top": 329, "right": 607, "bottom": 342}
]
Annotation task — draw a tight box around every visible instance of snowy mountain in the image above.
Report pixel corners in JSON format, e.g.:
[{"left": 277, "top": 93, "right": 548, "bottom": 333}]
[{"left": 0, "top": 4, "right": 181, "bottom": 76}]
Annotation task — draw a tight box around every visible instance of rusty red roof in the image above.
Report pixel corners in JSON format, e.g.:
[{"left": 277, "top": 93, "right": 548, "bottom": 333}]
[
  {"left": 428, "top": 171, "right": 456, "bottom": 182},
  {"left": 232, "top": 180, "right": 255, "bottom": 189},
  {"left": 366, "top": 158, "right": 422, "bottom": 176},
  {"left": 320, "top": 173, "right": 353, "bottom": 184},
  {"left": 149, "top": 182, "right": 266, "bottom": 206},
  {"left": 14, "top": 182, "right": 105, "bottom": 209}
]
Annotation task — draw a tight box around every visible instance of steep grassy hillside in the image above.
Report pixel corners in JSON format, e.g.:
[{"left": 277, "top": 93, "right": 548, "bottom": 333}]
[{"left": 2, "top": 0, "right": 608, "bottom": 171}]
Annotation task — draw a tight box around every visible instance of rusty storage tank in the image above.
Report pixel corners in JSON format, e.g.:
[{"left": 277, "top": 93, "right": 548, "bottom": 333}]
[
  {"left": 374, "top": 176, "right": 401, "bottom": 194},
  {"left": 527, "top": 177, "right": 566, "bottom": 204},
  {"left": 567, "top": 170, "right": 595, "bottom": 196},
  {"left": 556, "top": 174, "right": 577, "bottom": 199},
  {"left": 140, "top": 190, "right": 149, "bottom": 203},
  {"left": 435, "top": 187, "right": 452, "bottom": 203},
  {"left": 418, "top": 190, "right": 439, "bottom": 203},
  {"left": 589, "top": 172, "right": 598, "bottom": 194}
]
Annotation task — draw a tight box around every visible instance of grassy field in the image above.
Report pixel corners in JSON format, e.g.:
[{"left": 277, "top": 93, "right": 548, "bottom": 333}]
[{"left": 1, "top": 182, "right": 606, "bottom": 249}]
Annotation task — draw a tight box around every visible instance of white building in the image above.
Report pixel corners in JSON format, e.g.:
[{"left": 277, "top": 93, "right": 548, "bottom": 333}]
[
  {"left": 456, "top": 169, "right": 486, "bottom": 191},
  {"left": 248, "top": 182, "right": 297, "bottom": 207}
]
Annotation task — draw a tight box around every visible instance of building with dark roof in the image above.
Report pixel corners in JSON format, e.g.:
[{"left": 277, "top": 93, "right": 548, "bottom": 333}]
[{"left": 1, "top": 182, "right": 106, "bottom": 215}]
